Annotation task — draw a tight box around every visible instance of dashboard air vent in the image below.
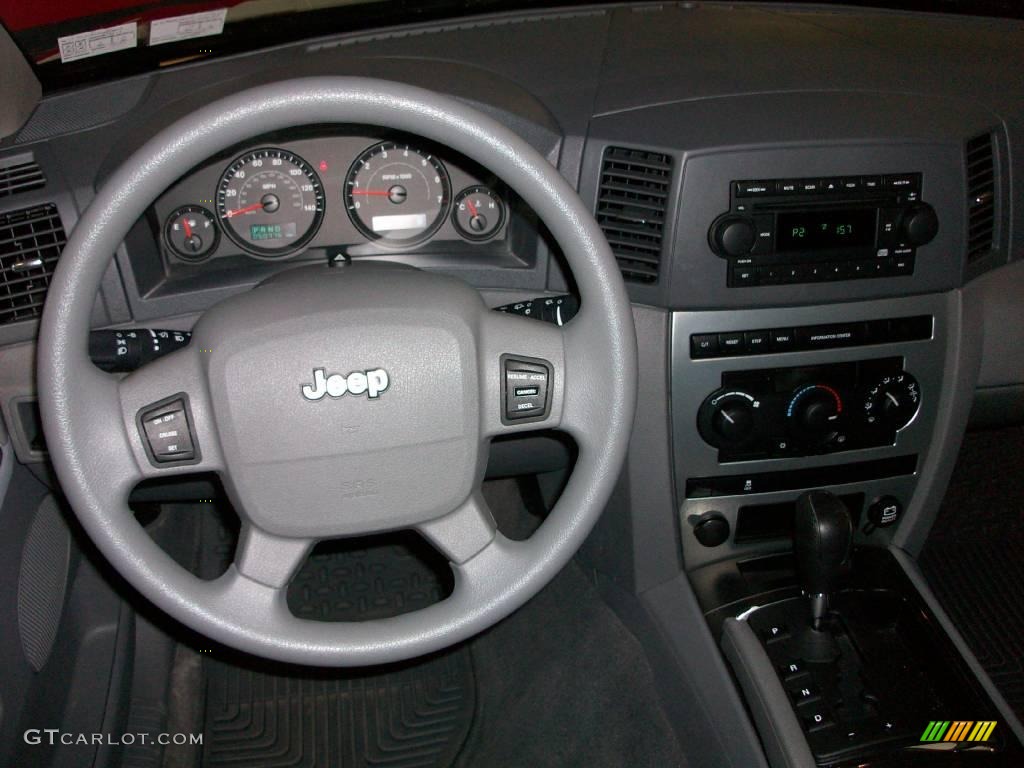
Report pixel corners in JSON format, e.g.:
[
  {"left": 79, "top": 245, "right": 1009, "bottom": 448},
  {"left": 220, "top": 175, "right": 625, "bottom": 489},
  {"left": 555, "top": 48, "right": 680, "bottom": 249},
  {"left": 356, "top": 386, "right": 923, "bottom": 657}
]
[
  {"left": 0, "top": 157, "right": 46, "bottom": 199},
  {"left": 965, "top": 131, "right": 996, "bottom": 263},
  {"left": 1, "top": 204, "right": 66, "bottom": 326},
  {"left": 597, "top": 146, "right": 673, "bottom": 283}
]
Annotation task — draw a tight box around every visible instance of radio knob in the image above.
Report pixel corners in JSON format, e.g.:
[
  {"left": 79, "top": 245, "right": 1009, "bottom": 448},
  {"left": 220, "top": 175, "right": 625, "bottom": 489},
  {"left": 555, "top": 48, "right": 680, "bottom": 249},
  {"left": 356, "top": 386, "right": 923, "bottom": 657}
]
[
  {"left": 901, "top": 203, "right": 939, "bottom": 247},
  {"left": 710, "top": 215, "right": 756, "bottom": 257},
  {"left": 698, "top": 389, "right": 762, "bottom": 450}
]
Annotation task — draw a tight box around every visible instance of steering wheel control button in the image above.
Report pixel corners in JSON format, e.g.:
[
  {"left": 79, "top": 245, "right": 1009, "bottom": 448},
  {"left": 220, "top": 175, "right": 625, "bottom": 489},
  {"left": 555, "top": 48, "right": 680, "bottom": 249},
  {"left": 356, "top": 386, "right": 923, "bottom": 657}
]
[
  {"left": 138, "top": 395, "right": 198, "bottom": 465},
  {"left": 502, "top": 357, "right": 552, "bottom": 423}
]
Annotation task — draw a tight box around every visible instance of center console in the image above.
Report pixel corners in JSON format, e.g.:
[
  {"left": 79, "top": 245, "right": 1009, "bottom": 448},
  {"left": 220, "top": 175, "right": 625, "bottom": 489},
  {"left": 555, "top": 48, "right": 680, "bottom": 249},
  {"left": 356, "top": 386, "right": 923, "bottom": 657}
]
[{"left": 672, "top": 292, "right": 952, "bottom": 571}]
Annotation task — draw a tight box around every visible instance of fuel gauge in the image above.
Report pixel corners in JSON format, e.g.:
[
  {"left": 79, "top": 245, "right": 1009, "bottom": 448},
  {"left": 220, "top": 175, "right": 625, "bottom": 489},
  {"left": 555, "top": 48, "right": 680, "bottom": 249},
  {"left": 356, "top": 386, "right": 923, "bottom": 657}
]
[
  {"left": 165, "top": 205, "right": 219, "bottom": 261},
  {"left": 453, "top": 186, "right": 505, "bottom": 241}
]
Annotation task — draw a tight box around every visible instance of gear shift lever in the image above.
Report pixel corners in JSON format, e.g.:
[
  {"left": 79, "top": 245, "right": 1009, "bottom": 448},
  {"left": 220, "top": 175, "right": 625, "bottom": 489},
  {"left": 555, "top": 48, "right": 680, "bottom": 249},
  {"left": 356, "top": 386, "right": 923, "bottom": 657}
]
[{"left": 794, "top": 490, "right": 852, "bottom": 631}]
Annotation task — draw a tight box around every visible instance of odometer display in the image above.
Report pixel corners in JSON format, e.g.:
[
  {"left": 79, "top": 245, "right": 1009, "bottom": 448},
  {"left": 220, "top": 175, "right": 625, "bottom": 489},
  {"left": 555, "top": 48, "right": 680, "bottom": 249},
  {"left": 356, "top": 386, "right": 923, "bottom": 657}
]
[
  {"left": 344, "top": 142, "right": 450, "bottom": 246},
  {"left": 216, "top": 148, "right": 324, "bottom": 258}
]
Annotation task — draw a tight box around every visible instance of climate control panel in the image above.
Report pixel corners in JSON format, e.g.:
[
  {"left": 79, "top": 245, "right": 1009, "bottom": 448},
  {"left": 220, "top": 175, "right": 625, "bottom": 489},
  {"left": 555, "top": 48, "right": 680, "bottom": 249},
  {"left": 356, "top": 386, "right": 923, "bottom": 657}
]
[{"left": 697, "top": 357, "right": 920, "bottom": 462}]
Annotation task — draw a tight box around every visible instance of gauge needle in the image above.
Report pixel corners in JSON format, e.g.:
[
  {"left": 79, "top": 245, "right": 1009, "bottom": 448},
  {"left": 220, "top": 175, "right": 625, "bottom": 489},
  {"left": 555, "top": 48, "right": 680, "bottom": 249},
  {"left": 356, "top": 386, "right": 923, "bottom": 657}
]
[
  {"left": 466, "top": 199, "right": 479, "bottom": 217},
  {"left": 350, "top": 190, "right": 390, "bottom": 196},
  {"left": 224, "top": 202, "right": 265, "bottom": 218},
  {"left": 182, "top": 218, "right": 193, "bottom": 238}
]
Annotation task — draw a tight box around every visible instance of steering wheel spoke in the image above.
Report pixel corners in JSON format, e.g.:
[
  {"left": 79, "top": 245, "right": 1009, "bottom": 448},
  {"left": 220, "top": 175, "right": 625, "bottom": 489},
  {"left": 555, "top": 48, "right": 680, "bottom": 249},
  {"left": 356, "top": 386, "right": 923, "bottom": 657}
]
[
  {"left": 418, "top": 491, "right": 498, "bottom": 564},
  {"left": 480, "top": 308, "right": 567, "bottom": 438},
  {"left": 233, "top": 525, "right": 315, "bottom": 589},
  {"left": 115, "top": 344, "right": 222, "bottom": 480}
]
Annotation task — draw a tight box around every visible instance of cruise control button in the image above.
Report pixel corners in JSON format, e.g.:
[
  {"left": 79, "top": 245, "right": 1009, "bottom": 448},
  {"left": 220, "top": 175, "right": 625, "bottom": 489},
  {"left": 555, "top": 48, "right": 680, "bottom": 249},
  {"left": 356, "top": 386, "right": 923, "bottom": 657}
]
[
  {"left": 503, "top": 358, "right": 551, "bottom": 421},
  {"left": 140, "top": 398, "right": 195, "bottom": 463}
]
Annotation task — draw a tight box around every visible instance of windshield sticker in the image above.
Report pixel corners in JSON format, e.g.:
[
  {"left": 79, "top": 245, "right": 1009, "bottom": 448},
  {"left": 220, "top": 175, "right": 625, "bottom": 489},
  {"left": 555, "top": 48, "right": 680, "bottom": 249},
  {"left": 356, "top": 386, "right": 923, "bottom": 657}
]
[
  {"left": 149, "top": 10, "right": 228, "bottom": 47},
  {"left": 58, "top": 22, "right": 137, "bottom": 63}
]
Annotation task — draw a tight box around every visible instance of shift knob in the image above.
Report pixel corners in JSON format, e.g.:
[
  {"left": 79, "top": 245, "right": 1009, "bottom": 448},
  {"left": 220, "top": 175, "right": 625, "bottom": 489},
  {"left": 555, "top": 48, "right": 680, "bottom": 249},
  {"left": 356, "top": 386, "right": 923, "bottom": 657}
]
[{"left": 794, "top": 490, "right": 852, "bottom": 629}]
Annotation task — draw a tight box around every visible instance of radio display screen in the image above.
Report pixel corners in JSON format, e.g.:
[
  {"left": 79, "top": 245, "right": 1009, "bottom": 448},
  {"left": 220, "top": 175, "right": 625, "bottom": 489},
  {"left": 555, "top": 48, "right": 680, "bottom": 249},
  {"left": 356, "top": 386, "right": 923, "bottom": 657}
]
[{"left": 776, "top": 209, "right": 876, "bottom": 252}]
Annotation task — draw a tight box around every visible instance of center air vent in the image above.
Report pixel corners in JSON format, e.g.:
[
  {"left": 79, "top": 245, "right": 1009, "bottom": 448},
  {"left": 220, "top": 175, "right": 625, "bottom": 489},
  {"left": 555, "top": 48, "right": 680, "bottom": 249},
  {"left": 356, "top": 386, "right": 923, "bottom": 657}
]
[
  {"left": 0, "top": 157, "right": 46, "bottom": 199},
  {"left": 1, "top": 204, "right": 66, "bottom": 326},
  {"left": 596, "top": 146, "right": 673, "bottom": 283},
  {"left": 965, "top": 131, "right": 996, "bottom": 263}
]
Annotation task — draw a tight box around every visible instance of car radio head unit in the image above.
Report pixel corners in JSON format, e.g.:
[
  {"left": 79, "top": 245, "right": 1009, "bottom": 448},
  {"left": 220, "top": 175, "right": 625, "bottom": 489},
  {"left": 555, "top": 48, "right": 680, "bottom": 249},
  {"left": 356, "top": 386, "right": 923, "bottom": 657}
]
[{"left": 708, "top": 174, "right": 939, "bottom": 287}]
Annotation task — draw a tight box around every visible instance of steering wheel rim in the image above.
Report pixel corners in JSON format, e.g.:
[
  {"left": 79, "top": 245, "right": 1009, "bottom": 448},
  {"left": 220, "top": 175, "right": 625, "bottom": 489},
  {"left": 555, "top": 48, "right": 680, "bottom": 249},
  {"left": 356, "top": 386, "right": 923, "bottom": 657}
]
[{"left": 37, "top": 77, "right": 637, "bottom": 666}]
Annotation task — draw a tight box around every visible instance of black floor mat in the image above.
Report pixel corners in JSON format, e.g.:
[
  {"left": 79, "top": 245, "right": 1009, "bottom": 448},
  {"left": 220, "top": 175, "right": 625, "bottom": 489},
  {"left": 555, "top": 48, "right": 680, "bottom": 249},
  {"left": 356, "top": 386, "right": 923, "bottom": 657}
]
[
  {"left": 202, "top": 651, "right": 475, "bottom": 768},
  {"left": 921, "top": 426, "right": 1024, "bottom": 723},
  {"left": 200, "top": 529, "right": 473, "bottom": 768}
]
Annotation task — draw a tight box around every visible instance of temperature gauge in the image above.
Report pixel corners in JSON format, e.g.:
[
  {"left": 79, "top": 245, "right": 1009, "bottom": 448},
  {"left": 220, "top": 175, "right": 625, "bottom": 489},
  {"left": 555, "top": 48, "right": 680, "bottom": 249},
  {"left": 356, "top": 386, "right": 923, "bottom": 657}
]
[
  {"left": 165, "top": 205, "right": 219, "bottom": 261},
  {"left": 452, "top": 186, "right": 505, "bottom": 241}
]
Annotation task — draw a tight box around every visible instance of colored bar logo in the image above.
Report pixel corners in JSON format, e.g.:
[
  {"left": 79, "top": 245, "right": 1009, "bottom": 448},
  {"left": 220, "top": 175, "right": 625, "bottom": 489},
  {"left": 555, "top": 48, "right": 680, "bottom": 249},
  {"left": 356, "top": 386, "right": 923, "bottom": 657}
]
[{"left": 920, "top": 721, "right": 997, "bottom": 742}]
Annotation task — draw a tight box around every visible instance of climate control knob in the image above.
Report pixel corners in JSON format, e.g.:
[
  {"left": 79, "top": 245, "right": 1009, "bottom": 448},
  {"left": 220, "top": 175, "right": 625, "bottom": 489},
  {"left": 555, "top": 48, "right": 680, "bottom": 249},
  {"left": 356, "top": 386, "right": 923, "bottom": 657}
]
[
  {"left": 787, "top": 384, "right": 844, "bottom": 448},
  {"left": 863, "top": 372, "right": 920, "bottom": 432},
  {"left": 709, "top": 215, "right": 756, "bottom": 257},
  {"left": 698, "top": 389, "right": 762, "bottom": 450},
  {"left": 901, "top": 203, "right": 939, "bottom": 247}
]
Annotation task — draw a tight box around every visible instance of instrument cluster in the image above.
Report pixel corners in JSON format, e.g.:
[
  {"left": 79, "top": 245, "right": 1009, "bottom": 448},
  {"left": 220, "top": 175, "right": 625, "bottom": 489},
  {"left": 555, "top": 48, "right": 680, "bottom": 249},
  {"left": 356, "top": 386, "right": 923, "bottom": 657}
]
[{"left": 156, "top": 135, "right": 510, "bottom": 264}]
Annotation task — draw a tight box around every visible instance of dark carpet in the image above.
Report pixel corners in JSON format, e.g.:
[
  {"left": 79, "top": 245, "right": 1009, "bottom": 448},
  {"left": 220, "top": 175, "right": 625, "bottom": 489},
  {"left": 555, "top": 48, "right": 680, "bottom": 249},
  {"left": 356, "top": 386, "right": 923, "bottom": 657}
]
[
  {"left": 920, "top": 425, "right": 1024, "bottom": 724},
  {"left": 183, "top": 478, "right": 683, "bottom": 767}
]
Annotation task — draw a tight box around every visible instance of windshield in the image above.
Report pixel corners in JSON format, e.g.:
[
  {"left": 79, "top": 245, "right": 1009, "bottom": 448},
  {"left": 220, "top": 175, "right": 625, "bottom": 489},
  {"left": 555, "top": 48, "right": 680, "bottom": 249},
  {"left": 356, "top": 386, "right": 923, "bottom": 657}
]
[{"left": 3, "top": 0, "right": 1022, "bottom": 92}]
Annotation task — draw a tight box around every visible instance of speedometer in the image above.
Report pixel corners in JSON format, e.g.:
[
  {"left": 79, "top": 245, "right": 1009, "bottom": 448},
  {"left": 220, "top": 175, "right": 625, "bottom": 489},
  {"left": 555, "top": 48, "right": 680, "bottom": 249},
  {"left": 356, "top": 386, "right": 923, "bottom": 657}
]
[
  {"left": 344, "top": 142, "right": 450, "bottom": 246},
  {"left": 216, "top": 148, "right": 324, "bottom": 258}
]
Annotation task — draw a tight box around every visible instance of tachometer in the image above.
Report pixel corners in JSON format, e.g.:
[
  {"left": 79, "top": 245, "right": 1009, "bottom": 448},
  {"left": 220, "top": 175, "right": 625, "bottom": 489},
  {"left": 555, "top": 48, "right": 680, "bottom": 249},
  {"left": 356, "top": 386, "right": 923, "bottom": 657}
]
[
  {"left": 216, "top": 148, "right": 324, "bottom": 258},
  {"left": 344, "top": 142, "right": 450, "bottom": 246}
]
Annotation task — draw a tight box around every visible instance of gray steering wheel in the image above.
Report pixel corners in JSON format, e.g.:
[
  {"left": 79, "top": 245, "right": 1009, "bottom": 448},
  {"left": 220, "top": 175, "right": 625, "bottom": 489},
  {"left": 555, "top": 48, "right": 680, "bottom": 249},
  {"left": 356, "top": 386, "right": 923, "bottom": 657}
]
[{"left": 37, "top": 78, "right": 637, "bottom": 666}]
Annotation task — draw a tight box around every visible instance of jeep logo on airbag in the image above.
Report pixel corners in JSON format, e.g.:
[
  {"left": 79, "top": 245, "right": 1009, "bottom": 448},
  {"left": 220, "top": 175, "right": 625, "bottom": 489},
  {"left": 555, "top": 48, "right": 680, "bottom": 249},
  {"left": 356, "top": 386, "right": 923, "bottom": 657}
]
[{"left": 301, "top": 368, "right": 390, "bottom": 401}]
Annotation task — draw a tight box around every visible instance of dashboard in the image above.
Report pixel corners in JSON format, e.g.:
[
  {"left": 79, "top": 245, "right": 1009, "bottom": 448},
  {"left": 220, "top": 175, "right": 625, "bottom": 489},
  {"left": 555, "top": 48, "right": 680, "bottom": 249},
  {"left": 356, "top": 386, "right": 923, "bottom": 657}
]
[
  {"left": 1, "top": 4, "right": 1023, "bottom": 764},
  {"left": 0, "top": 4, "right": 1022, "bottom": 550},
  {"left": 153, "top": 132, "right": 514, "bottom": 267}
]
